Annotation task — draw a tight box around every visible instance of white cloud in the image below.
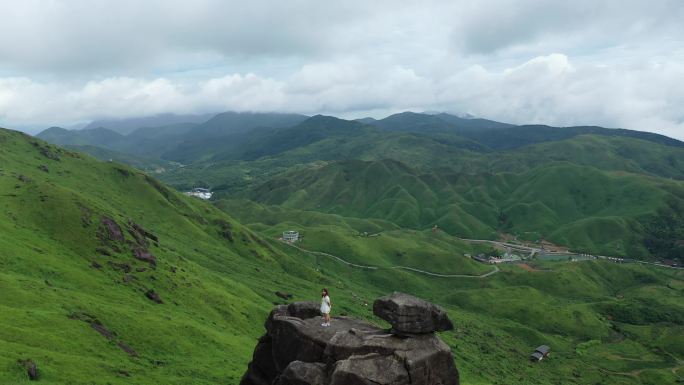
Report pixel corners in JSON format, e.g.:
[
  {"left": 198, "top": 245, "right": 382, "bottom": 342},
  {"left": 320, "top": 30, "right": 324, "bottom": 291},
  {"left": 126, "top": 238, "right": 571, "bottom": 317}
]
[
  {"left": 435, "top": 53, "right": 684, "bottom": 140},
  {"left": 0, "top": 1, "right": 683, "bottom": 140}
]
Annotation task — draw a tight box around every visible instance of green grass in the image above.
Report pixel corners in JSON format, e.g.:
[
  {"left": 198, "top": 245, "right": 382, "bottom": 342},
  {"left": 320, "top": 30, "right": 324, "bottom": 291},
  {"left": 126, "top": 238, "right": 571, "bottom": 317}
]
[
  {"left": 0, "top": 129, "right": 321, "bottom": 383},
  {"left": 216, "top": 196, "right": 684, "bottom": 385},
  {"left": 2, "top": 127, "right": 684, "bottom": 384},
  {"left": 237, "top": 158, "right": 684, "bottom": 259},
  {"left": 216, "top": 199, "right": 492, "bottom": 275}
]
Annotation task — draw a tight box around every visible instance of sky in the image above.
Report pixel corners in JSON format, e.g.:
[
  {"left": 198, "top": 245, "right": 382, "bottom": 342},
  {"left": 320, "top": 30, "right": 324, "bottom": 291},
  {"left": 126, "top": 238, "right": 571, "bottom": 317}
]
[{"left": 0, "top": 0, "right": 683, "bottom": 139}]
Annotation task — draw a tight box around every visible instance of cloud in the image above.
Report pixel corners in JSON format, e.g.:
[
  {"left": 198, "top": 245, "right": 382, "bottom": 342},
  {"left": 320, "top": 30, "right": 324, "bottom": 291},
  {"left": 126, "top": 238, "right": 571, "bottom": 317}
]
[
  {"left": 0, "top": 1, "right": 683, "bottom": 140},
  {"left": 2, "top": 53, "right": 683, "bottom": 140},
  {"left": 437, "top": 54, "right": 684, "bottom": 140},
  {"left": 0, "top": 0, "right": 380, "bottom": 75}
]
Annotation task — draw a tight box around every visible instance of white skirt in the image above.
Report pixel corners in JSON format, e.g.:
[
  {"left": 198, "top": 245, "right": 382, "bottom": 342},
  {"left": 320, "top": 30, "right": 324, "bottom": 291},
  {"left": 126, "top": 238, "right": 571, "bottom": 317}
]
[{"left": 321, "top": 299, "right": 330, "bottom": 314}]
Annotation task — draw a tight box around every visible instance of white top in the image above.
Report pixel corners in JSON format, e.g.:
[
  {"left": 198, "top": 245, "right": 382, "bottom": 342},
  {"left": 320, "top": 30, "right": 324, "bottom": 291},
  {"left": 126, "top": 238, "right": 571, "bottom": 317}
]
[{"left": 320, "top": 295, "right": 331, "bottom": 314}]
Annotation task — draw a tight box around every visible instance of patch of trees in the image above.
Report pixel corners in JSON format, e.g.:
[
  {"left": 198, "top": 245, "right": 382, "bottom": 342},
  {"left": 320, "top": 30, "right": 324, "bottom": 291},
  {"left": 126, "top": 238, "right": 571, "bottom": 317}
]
[
  {"left": 600, "top": 299, "right": 684, "bottom": 325},
  {"left": 643, "top": 198, "right": 684, "bottom": 264}
]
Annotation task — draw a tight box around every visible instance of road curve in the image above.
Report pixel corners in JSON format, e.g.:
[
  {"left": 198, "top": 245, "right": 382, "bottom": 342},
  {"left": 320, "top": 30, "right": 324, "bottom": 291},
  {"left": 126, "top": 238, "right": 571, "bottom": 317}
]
[
  {"left": 286, "top": 243, "right": 500, "bottom": 278},
  {"left": 391, "top": 265, "right": 500, "bottom": 278}
]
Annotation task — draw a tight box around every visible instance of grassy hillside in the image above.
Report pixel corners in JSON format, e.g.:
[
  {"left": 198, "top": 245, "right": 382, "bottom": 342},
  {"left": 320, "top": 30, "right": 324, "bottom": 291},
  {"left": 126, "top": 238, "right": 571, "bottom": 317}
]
[
  {"left": 0, "top": 128, "right": 327, "bottom": 383},
  {"left": 213, "top": 201, "right": 684, "bottom": 385},
  {"left": 1, "top": 128, "right": 683, "bottom": 384},
  {"left": 37, "top": 127, "right": 126, "bottom": 148},
  {"left": 245, "top": 158, "right": 684, "bottom": 259},
  {"left": 62, "top": 144, "right": 174, "bottom": 173},
  {"left": 215, "top": 198, "right": 492, "bottom": 275},
  {"left": 488, "top": 135, "right": 684, "bottom": 180}
]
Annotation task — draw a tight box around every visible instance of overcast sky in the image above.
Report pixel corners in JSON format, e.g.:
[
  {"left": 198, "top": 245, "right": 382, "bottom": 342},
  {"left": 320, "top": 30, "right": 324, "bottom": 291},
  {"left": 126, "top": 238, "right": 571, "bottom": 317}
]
[{"left": 0, "top": 0, "right": 683, "bottom": 139}]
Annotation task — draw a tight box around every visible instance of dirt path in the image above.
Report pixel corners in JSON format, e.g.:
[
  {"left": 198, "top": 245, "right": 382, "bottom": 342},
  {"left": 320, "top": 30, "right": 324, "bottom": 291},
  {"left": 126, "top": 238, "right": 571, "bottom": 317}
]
[{"left": 518, "top": 263, "right": 540, "bottom": 272}]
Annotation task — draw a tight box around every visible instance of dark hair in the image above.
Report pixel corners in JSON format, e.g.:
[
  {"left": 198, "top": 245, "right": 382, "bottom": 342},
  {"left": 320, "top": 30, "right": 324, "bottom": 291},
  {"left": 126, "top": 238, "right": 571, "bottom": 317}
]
[{"left": 321, "top": 288, "right": 328, "bottom": 297}]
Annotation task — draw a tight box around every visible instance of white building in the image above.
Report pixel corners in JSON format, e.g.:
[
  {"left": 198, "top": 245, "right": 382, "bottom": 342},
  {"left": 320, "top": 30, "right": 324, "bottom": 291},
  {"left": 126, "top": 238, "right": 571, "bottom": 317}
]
[
  {"left": 282, "top": 230, "right": 299, "bottom": 243},
  {"left": 185, "top": 188, "right": 213, "bottom": 200}
]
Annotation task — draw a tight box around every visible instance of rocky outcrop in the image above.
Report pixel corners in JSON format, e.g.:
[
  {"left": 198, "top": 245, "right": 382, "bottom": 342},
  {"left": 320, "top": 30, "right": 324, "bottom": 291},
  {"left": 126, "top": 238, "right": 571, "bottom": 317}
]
[
  {"left": 127, "top": 220, "right": 159, "bottom": 247},
  {"left": 133, "top": 247, "right": 157, "bottom": 266},
  {"left": 18, "top": 359, "right": 38, "bottom": 381},
  {"left": 100, "top": 217, "right": 124, "bottom": 243},
  {"left": 276, "top": 291, "right": 294, "bottom": 300},
  {"left": 145, "top": 289, "right": 163, "bottom": 304},
  {"left": 373, "top": 292, "right": 453, "bottom": 334},
  {"left": 241, "top": 295, "right": 459, "bottom": 385}
]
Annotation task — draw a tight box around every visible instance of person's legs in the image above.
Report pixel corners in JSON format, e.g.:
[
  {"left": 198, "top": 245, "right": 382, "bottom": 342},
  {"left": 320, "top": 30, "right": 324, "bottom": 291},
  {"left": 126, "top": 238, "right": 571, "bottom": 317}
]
[{"left": 325, "top": 313, "right": 330, "bottom": 326}]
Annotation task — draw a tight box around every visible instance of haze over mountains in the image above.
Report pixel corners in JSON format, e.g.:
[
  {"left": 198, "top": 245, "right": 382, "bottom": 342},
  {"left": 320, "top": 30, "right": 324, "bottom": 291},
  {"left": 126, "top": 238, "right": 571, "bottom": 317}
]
[{"left": 37, "top": 110, "right": 684, "bottom": 162}]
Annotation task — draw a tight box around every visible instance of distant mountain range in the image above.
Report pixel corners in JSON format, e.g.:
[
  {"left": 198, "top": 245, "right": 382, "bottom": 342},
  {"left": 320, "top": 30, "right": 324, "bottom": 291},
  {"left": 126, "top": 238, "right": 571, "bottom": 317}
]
[
  {"left": 38, "top": 111, "right": 684, "bottom": 160},
  {"left": 82, "top": 112, "right": 218, "bottom": 135},
  {"left": 35, "top": 110, "right": 684, "bottom": 262}
]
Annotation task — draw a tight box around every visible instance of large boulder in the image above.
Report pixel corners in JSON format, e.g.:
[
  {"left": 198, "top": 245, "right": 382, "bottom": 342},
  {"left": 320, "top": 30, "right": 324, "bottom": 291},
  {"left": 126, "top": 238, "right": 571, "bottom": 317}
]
[
  {"left": 330, "top": 353, "right": 409, "bottom": 385},
  {"left": 373, "top": 292, "right": 453, "bottom": 334},
  {"left": 275, "top": 361, "right": 327, "bottom": 385},
  {"left": 287, "top": 302, "right": 321, "bottom": 319},
  {"left": 240, "top": 298, "right": 459, "bottom": 385}
]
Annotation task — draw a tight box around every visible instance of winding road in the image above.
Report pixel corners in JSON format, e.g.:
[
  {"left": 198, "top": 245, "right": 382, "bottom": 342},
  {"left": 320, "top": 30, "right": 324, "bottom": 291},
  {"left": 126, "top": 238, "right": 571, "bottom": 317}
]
[
  {"left": 286, "top": 243, "right": 501, "bottom": 278},
  {"left": 285, "top": 233, "right": 681, "bottom": 279}
]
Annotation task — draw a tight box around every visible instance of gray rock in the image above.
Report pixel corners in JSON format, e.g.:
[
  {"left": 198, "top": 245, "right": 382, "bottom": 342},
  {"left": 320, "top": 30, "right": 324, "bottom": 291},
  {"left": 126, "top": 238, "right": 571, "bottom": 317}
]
[
  {"left": 18, "top": 359, "right": 38, "bottom": 381},
  {"left": 240, "top": 299, "right": 459, "bottom": 385},
  {"left": 241, "top": 335, "right": 277, "bottom": 385},
  {"left": 287, "top": 302, "right": 321, "bottom": 319},
  {"left": 276, "top": 361, "right": 327, "bottom": 385},
  {"left": 331, "top": 353, "right": 409, "bottom": 385},
  {"left": 100, "top": 217, "right": 124, "bottom": 242},
  {"left": 373, "top": 292, "right": 453, "bottom": 334}
]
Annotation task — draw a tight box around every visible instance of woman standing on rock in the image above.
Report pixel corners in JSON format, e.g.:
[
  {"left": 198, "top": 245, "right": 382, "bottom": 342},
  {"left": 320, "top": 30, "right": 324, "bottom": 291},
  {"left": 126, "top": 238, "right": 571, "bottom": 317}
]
[{"left": 320, "top": 288, "right": 332, "bottom": 327}]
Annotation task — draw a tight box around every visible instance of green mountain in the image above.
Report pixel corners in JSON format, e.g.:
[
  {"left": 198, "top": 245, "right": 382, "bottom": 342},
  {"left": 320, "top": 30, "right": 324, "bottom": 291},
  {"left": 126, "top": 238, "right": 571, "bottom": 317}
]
[
  {"left": 372, "top": 111, "right": 512, "bottom": 135},
  {"left": 243, "top": 158, "right": 684, "bottom": 259},
  {"left": 0, "top": 128, "right": 322, "bottom": 383},
  {"left": 371, "top": 112, "right": 684, "bottom": 150},
  {"left": 127, "top": 122, "right": 198, "bottom": 140},
  {"left": 2, "top": 127, "right": 684, "bottom": 385},
  {"left": 37, "top": 126, "right": 126, "bottom": 148},
  {"left": 188, "top": 111, "right": 308, "bottom": 138},
  {"left": 83, "top": 113, "right": 216, "bottom": 135},
  {"left": 37, "top": 112, "right": 310, "bottom": 166},
  {"left": 487, "top": 134, "right": 684, "bottom": 180}
]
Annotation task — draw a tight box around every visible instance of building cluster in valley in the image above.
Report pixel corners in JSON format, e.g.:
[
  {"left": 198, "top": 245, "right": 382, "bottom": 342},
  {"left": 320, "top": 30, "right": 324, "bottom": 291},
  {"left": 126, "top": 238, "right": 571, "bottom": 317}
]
[
  {"left": 184, "top": 187, "right": 212, "bottom": 200},
  {"left": 472, "top": 253, "right": 522, "bottom": 264}
]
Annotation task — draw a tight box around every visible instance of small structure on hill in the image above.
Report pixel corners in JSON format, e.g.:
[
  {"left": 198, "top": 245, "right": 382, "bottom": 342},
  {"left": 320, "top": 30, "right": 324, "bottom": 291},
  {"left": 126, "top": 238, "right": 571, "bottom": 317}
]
[
  {"left": 530, "top": 345, "right": 550, "bottom": 362},
  {"left": 184, "top": 187, "right": 212, "bottom": 200},
  {"left": 282, "top": 230, "right": 299, "bottom": 243}
]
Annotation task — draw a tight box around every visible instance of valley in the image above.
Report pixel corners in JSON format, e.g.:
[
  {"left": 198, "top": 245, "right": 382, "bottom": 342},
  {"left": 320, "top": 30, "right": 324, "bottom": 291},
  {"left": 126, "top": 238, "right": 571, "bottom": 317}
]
[{"left": 1, "top": 111, "right": 682, "bottom": 384}]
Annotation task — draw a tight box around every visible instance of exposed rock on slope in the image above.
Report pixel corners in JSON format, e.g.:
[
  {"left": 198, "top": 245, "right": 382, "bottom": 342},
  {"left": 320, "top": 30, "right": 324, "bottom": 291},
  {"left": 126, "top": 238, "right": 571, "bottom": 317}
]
[
  {"left": 374, "top": 292, "right": 454, "bottom": 334},
  {"left": 241, "top": 294, "right": 459, "bottom": 385}
]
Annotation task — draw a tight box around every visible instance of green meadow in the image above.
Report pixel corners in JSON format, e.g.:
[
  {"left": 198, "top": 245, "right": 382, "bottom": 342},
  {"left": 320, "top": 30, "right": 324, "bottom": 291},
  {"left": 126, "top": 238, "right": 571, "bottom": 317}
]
[{"left": 2, "top": 125, "right": 683, "bottom": 385}]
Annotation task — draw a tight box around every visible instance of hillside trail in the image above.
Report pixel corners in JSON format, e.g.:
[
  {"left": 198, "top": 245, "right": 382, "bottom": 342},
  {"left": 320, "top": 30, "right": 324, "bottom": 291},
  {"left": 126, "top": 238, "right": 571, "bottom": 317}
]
[{"left": 286, "top": 243, "right": 500, "bottom": 278}]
